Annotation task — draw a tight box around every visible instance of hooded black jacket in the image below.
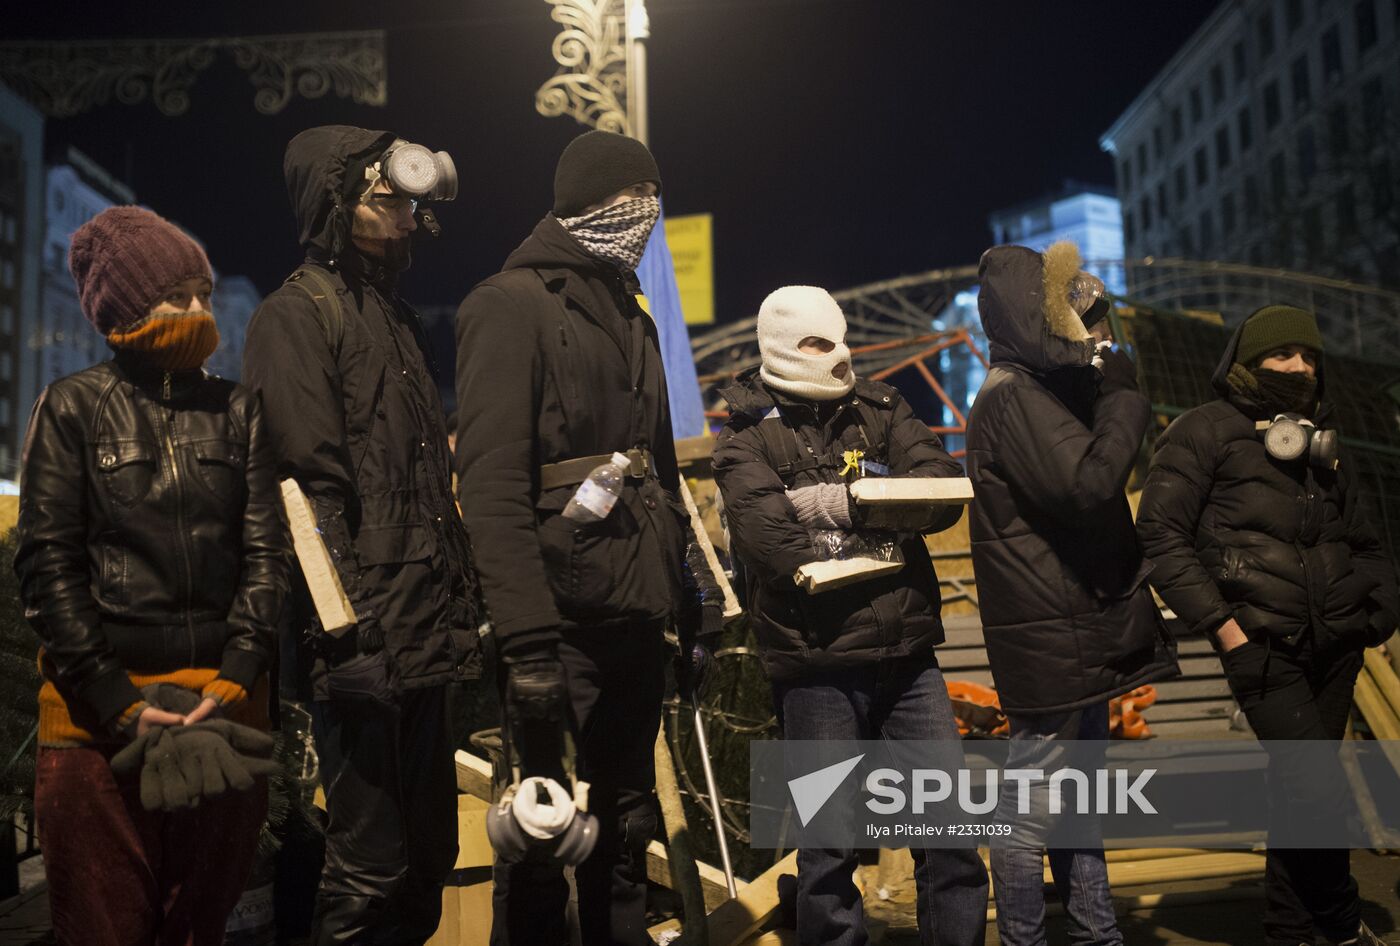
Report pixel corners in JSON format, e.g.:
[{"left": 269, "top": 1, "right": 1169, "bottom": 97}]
[
  {"left": 713, "top": 369, "right": 962, "bottom": 682},
  {"left": 965, "top": 245, "right": 1178, "bottom": 715},
  {"left": 1136, "top": 322, "right": 1399, "bottom": 647},
  {"left": 243, "top": 125, "right": 482, "bottom": 692},
  {"left": 454, "top": 215, "right": 719, "bottom": 656},
  {"left": 14, "top": 352, "right": 288, "bottom": 730}
]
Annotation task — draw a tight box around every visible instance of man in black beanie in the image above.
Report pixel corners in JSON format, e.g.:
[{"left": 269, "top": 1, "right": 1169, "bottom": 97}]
[
  {"left": 454, "top": 131, "right": 721, "bottom": 945},
  {"left": 1139, "top": 304, "right": 1396, "bottom": 946}
]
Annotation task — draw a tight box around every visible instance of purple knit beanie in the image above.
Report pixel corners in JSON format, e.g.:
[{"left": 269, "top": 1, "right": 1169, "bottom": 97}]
[{"left": 68, "top": 207, "right": 212, "bottom": 336}]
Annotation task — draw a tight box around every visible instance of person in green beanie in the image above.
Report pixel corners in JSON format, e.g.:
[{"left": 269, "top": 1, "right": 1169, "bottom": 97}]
[{"left": 1138, "top": 304, "right": 1397, "bottom": 946}]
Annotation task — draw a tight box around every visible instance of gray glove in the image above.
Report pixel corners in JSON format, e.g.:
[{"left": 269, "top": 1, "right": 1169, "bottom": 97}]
[
  {"left": 141, "top": 683, "right": 202, "bottom": 715},
  {"left": 111, "top": 715, "right": 278, "bottom": 812},
  {"left": 785, "top": 483, "right": 854, "bottom": 530},
  {"left": 166, "top": 721, "right": 279, "bottom": 802}
]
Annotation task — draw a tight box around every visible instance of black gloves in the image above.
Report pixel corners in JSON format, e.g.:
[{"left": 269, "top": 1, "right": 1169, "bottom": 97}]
[
  {"left": 110, "top": 719, "right": 279, "bottom": 812},
  {"left": 505, "top": 655, "right": 567, "bottom": 725},
  {"left": 675, "top": 642, "right": 713, "bottom": 703},
  {"left": 1097, "top": 348, "right": 1139, "bottom": 396}
]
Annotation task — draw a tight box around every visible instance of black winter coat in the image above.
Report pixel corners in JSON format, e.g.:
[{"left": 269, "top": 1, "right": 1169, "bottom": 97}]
[
  {"left": 454, "top": 215, "right": 718, "bottom": 657},
  {"left": 965, "top": 245, "right": 1178, "bottom": 715},
  {"left": 1137, "top": 322, "right": 1399, "bottom": 647},
  {"left": 713, "top": 369, "right": 962, "bottom": 682},
  {"left": 14, "top": 352, "right": 288, "bottom": 731},
  {"left": 243, "top": 125, "right": 482, "bottom": 694}
]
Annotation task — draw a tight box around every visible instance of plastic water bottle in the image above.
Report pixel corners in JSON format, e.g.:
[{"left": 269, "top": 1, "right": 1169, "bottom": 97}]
[{"left": 562, "top": 452, "right": 629, "bottom": 523}]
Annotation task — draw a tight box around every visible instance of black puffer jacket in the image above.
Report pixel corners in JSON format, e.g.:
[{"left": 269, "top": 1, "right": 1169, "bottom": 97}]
[
  {"left": 454, "top": 215, "right": 720, "bottom": 656},
  {"left": 1137, "top": 322, "right": 1399, "bottom": 646},
  {"left": 243, "top": 125, "right": 482, "bottom": 693},
  {"left": 14, "top": 351, "right": 288, "bottom": 730},
  {"left": 965, "top": 245, "right": 1178, "bottom": 715},
  {"left": 713, "top": 369, "right": 962, "bottom": 682}
]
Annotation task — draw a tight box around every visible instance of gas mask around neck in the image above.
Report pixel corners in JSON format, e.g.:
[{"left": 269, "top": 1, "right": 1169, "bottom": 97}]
[{"left": 757, "top": 285, "right": 856, "bottom": 401}]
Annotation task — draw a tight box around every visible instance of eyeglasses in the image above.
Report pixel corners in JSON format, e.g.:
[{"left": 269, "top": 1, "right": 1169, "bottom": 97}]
[{"left": 367, "top": 194, "right": 419, "bottom": 213}]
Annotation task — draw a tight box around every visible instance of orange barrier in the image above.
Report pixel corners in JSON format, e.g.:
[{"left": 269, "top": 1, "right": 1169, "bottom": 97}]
[{"left": 946, "top": 682, "right": 1160, "bottom": 740}]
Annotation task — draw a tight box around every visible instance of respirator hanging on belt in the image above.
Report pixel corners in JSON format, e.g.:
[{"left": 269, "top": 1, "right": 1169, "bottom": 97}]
[
  {"left": 485, "top": 666, "right": 599, "bottom": 866},
  {"left": 1256, "top": 413, "right": 1339, "bottom": 470},
  {"left": 360, "top": 138, "right": 458, "bottom": 236}
]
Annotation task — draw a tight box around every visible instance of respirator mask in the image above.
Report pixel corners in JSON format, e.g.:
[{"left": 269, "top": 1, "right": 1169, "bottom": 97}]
[
  {"left": 360, "top": 138, "right": 458, "bottom": 236},
  {"left": 1256, "top": 413, "right": 1340, "bottom": 470},
  {"left": 484, "top": 662, "right": 599, "bottom": 867}
]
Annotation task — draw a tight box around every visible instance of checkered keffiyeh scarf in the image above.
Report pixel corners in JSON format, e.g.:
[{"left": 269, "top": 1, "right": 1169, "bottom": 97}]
[{"left": 558, "top": 195, "right": 660, "bottom": 274}]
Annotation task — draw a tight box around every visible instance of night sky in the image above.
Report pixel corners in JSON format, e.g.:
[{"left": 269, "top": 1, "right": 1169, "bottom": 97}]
[{"left": 15, "top": 0, "right": 1220, "bottom": 322}]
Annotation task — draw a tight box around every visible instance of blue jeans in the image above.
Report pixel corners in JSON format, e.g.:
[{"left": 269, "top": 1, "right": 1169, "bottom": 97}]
[
  {"left": 774, "top": 657, "right": 988, "bottom": 946},
  {"left": 990, "top": 705, "right": 1122, "bottom": 946}
]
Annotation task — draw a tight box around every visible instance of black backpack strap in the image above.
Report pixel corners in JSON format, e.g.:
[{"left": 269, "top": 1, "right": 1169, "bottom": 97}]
[
  {"left": 284, "top": 265, "right": 345, "bottom": 356},
  {"left": 753, "top": 407, "right": 823, "bottom": 486}
]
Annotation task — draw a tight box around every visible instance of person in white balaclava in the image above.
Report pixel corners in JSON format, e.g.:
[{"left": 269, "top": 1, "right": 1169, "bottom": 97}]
[{"left": 713, "top": 286, "right": 990, "bottom": 944}]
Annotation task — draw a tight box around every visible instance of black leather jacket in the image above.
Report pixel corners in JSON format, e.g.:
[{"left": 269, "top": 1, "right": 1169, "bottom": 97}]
[{"left": 13, "top": 351, "right": 289, "bottom": 731}]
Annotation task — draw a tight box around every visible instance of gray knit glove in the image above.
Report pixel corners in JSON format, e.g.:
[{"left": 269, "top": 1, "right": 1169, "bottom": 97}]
[{"left": 785, "top": 483, "right": 854, "bottom": 530}]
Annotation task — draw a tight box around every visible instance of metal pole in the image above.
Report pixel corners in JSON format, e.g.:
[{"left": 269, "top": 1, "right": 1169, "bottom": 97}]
[
  {"left": 625, "top": 0, "right": 649, "bottom": 146},
  {"left": 690, "top": 693, "right": 738, "bottom": 897}
]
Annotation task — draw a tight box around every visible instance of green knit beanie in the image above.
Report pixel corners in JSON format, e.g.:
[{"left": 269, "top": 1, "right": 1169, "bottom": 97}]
[{"left": 1236, "top": 304, "right": 1324, "bottom": 367}]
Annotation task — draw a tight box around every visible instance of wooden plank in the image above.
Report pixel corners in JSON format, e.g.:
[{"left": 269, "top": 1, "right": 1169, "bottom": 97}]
[
  {"left": 1102, "top": 851, "right": 1265, "bottom": 887},
  {"left": 935, "top": 649, "right": 993, "bottom": 671},
  {"left": 645, "top": 839, "right": 740, "bottom": 914},
  {"left": 850, "top": 476, "right": 974, "bottom": 504},
  {"left": 706, "top": 850, "right": 798, "bottom": 946},
  {"left": 1355, "top": 672, "right": 1400, "bottom": 741},
  {"left": 454, "top": 750, "right": 494, "bottom": 801},
  {"left": 1141, "top": 699, "right": 1236, "bottom": 723},
  {"left": 1364, "top": 648, "right": 1400, "bottom": 717},
  {"left": 1153, "top": 678, "right": 1234, "bottom": 701},
  {"left": 280, "top": 478, "right": 356, "bottom": 635},
  {"left": 1146, "top": 719, "right": 1252, "bottom": 739}
]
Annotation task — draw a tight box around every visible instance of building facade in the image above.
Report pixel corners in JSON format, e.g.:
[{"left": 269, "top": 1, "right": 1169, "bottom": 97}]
[
  {"left": 39, "top": 152, "right": 137, "bottom": 396},
  {"left": 0, "top": 84, "right": 44, "bottom": 484},
  {"left": 987, "top": 183, "right": 1126, "bottom": 294},
  {"left": 207, "top": 275, "right": 259, "bottom": 382},
  {"left": 1101, "top": 0, "right": 1400, "bottom": 289}
]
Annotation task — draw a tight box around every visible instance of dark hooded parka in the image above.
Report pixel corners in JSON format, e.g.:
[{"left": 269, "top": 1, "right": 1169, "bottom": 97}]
[
  {"left": 243, "top": 125, "right": 481, "bottom": 693},
  {"left": 965, "top": 243, "right": 1178, "bottom": 715},
  {"left": 713, "top": 370, "right": 963, "bottom": 682},
  {"left": 453, "top": 214, "right": 719, "bottom": 657},
  {"left": 1136, "top": 322, "right": 1398, "bottom": 648}
]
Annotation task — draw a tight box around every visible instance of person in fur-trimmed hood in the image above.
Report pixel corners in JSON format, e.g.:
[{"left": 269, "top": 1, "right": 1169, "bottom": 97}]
[{"left": 965, "top": 242, "right": 1178, "bottom": 945}]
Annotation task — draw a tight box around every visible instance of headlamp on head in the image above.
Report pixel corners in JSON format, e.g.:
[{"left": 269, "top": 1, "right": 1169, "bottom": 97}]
[{"left": 1067, "top": 271, "right": 1107, "bottom": 318}]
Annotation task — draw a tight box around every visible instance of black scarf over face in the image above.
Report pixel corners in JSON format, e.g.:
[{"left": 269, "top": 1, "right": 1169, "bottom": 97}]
[{"left": 1227, "top": 363, "right": 1318, "bottom": 417}]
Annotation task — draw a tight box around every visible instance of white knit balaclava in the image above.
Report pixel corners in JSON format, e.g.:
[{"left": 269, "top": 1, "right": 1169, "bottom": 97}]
[{"left": 757, "top": 286, "right": 856, "bottom": 401}]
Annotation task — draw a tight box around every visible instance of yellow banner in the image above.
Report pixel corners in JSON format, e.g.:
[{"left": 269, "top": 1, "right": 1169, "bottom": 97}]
[{"left": 665, "top": 213, "right": 714, "bottom": 325}]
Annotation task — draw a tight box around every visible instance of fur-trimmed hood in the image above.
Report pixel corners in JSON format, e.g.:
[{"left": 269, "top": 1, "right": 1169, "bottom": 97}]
[{"left": 977, "top": 241, "right": 1096, "bottom": 373}]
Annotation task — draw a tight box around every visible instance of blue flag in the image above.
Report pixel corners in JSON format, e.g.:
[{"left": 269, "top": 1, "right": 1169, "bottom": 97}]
[{"left": 636, "top": 203, "right": 706, "bottom": 439}]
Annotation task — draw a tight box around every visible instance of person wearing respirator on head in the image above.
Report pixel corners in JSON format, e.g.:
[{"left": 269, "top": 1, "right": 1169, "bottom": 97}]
[
  {"left": 14, "top": 207, "right": 290, "bottom": 945},
  {"left": 713, "top": 286, "right": 990, "bottom": 946},
  {"left": 242, "top": 126, "right": 485, "bottom": 945},
  {"left": 1138, "top": 304, "right": 1398, "bottom": 946}
]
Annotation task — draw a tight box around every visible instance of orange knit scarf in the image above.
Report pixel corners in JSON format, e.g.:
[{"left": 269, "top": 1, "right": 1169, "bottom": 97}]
[{"left": 107, "top": 312, "right": 220, "bottom": 372}]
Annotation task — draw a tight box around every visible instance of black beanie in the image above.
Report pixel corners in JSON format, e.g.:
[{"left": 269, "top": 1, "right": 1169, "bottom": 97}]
[
  {"left": 1236, "top": 304, "right": 1324, "bottom": 366},
  {"left": 552, "top": 131, "right": 661, "bottom": 217}
]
